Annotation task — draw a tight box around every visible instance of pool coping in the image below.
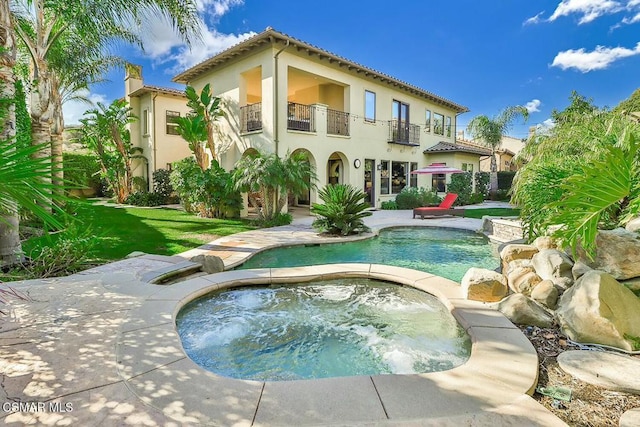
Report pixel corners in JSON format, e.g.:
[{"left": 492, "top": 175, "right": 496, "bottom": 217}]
[{"left": 116, "top": 264, "right": 566, "bottom": 426}]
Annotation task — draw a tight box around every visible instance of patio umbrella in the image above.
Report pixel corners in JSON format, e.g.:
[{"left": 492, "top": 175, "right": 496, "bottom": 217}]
[{"left": 411, "top": 163, "right": 465, "bottom": 174}]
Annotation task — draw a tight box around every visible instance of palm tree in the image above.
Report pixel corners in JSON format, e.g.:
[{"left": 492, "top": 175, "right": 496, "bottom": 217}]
[
  {"left": 467, "top": 106, "right": 528, "bottom": 199},
  {"left": 233, "top": 151, "right": 317, "bottom": 221},
  {"left": 185, "top": 84, "right": 224, "bottom": 161},
  {"left": 174, "top": 115, "right": 209, "bottom": 171}
]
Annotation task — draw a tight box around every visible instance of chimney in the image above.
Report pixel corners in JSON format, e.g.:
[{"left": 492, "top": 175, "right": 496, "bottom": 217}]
[{"left": 124, "top": 63, "right": 143, "bottom": 100}]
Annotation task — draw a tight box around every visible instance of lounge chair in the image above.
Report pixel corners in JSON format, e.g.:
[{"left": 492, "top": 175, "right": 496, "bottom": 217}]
[{"left": 413, "top": 193, "right": 465, "bottom": 219}]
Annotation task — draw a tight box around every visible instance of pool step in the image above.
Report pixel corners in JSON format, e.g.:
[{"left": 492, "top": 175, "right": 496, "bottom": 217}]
[{"left": 141, "top": 260, "right": 204, "bottom": 284}]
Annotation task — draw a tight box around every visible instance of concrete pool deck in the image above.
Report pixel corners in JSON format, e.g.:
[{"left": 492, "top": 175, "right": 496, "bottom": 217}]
[{"left": 1, "top": 209, "right": 566, "bottom": 426}]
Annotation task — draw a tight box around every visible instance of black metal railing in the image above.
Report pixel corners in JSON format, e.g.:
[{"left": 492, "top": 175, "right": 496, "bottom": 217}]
[
  {"left": 240, "top": 102, "right": 262, "bottom": 133},
  {"left": 287, "top": 102, "right": 316, "bottom": 132},
  {"left": 388, "top": 120, "right": 420, "bottom": 145},
  {"left": 326, "top": 109, "right": 350, "bottom": 136}
]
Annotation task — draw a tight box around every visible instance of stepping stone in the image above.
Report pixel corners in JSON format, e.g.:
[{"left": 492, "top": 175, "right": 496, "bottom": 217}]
[
  {"left": 557, "top": 350, "right": 640, "bottom": 394},
  {"left": 620, "top": 408, "right": 640, "bottom": 427}
]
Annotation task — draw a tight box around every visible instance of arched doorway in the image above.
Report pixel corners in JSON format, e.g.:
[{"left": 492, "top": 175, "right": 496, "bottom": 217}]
[
  {"left": 327, "top": 152, "right": 346, "bottom": 185},
  {"left": 291, "top": 149, "right": 316, "bottom": 206}
]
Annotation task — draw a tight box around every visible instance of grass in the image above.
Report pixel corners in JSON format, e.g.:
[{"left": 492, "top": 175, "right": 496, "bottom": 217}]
[
  {"left": 22, "top": 200, "right": 257, "bottom": 263},
  {"left": 463, "top": 208, "right": 520, "bottom": 219}
]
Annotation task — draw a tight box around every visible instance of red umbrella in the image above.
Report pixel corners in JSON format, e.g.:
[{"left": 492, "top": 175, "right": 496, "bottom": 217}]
[{"left": 411, "top": 163, "right": 465, "bottom": 174}]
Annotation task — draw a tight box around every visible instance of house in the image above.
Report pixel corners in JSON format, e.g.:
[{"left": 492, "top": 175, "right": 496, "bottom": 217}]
[
  {"left": 124, "top": 64, "right": 193, "bottom": 189},
  {"left": 456, "top": 131, "right": 525, "bottom": 172},
  {"left": 166, "top": 27, "right": 476, "bottom": 210},
  {"left": 422, "top": 141, "right": 491, "bottom": 192}
]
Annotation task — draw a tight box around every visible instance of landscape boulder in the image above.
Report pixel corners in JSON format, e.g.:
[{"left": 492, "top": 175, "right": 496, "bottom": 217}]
[
  {"left": 461, "top": 268, "right": 508, "bottom": 302},
  {"left": 530, "top": 280, "right": 559, "bottom": 309},
  {"left": 506, "top": 267, "right": 542, "bottom": 295},
  {"left": 625, "top": 217, "right": 640, "bottom": 233},
  {"left": 497, "top": 293, "right": 554, "bottom": 328},
  {"left": 531, "top": 249, "right": 574, "bottom": 288},
  {"left": 571, "top": 261, "right": 593, "bottom": 281},
  {"left": 533, "top": 236, "right": 561, "bottom": 251},
  {"left": 500, "top": 244, "right": 538, "bottom": 272},
  {"left": 190, "top": 254, "right": 225, "bottom": 274},
  {"left": 555, "top": 270, "right": 640, "bottom": 352},
  {"left": 577, "top": 228, "right": 640, "bottom": 280},
  {"left": 504, "top": 258, "right": 533, "bottom": 275}
]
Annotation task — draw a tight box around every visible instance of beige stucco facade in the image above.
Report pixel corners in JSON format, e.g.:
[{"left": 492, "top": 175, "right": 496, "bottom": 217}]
[
  {"left": 125, "top": 66, "right": 193, "bottom": 190},
  {"left": 172, "top": 28, "right": 475, "bottom": 210}
]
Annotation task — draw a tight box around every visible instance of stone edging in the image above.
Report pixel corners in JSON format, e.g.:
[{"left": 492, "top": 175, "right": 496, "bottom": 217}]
[{"left": 114, "top": 264, "right": 553, "bottom": 426}]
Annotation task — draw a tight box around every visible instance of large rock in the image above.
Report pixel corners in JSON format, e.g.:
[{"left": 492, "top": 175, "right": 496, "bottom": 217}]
[
  {"left": 190, "top": 254, "right": 225, "bottom": 274},
  {"left": 577, "top": 228, "right": 640, "bottom": 280},
  {"left": 497, "top": 294, "right": 554, "bottom": 328},
  {"left": 571, "top": 261, "right": 592, "bottom": 281},
  {"left": 555, "top": 270, "right": 640, "bottom": 351},
  {"left": 531, "top": 249, "right": 574, "bottom": 288},
  {"left": 461, "top": 268, "right": 508, "bottom": 303},
  {"left": 500, "top": 244, "right": 538, "bottom": 272},
  {"left": 506, "top": 267, "right": 542, "bottom": 295},
  {"left": 625, "top": 217, "right": 640, "bottom": 233},
  {"left": 533, "top": 236, "right": 561, "bottom": 251},
  {"left": 530, "top": 280, "right": 559, "bottom": 309},
  {"left": 504, "top": 258, "right": 533, "bottom": 275}
]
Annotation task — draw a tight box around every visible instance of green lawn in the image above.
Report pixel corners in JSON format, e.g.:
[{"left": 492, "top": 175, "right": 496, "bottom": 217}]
[
  {"left": 463, "top": 208, "right": 520, "bottom": 219},
  {"left": 23, "top": 200, "right": 257, "bottom": 263}
]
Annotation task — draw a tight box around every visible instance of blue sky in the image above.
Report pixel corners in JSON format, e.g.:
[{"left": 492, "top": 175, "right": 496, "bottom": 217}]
[{"left": 65, "top": 0, "right": 640, "bottom": 139}]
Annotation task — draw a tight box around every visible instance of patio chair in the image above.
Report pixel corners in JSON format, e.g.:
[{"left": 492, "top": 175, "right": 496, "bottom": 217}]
[{"left": 412, "top": 193, "right": 465, "bottom": 219}]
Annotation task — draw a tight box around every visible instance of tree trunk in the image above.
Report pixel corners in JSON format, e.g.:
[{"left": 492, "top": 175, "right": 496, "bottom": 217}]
[
  {"left": 489, "top": 150, "right": 499, "bottom": 200},
  {"left": 206, "top": 120, "right": 216, "bottom": 163},
  {"left": 0, "top": 0, "right": 24, "bottom": 267},
  {"left": 30, "top": 65, "right": 53, "bottom": 211},
  {"left": 50, "top": 78, "right": 64, "bottom": 197}
]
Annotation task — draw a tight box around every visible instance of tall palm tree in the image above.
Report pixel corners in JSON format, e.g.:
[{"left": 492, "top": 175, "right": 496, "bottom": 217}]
[
  {"left": 467, "top": 106, "right": 528, "bottom": 199},
  {"left": 185, "top": 84, "right": 224, "bottom": 161}
]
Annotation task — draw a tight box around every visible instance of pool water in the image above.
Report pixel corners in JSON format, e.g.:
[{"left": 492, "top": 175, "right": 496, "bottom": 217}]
[
  {"left": 239, "top": 227, "right": 499, "bottom": 282},
  {"left": 177, "top": 278, "right": 471, "bottom": 381}
]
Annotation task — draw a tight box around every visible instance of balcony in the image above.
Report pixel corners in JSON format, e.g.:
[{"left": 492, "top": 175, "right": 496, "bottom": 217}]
[
  {"left": 388, "top": 120, "right": 420, "bottom": 145},
  {"left": 327, "top": 109, "right": 350, "bottom": 136},
  {"left": 287, "top": 102, "right": 316, "bottom": 132},
  {"left": 240, "top": 102, "right": 262, "bottom": 133}
]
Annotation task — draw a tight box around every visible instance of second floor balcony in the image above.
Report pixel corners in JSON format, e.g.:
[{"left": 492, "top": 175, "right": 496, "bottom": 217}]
[
  {"left": 327, "top": 108, "right": 350, "bottom": 136},
  {"left": 388, "top": 120, "right": 420, "bottom": 145},
  {"left": 288, "top": 102, "right": 316, "bottom": 132},
  {"left": 240, "top": 102, "right": 262, "bottom": 133}
]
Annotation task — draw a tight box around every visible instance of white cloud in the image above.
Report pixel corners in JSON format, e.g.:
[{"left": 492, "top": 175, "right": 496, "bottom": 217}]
[
  {"left": 523, "top": 12, "right": 545, "bottom": 25},
  {"left": 551, "top": 42, "right": 640, "bottom": 72},
  {"left": 549, "top": 0, "right": 623, "bottom": 24},
  {"left": 63, "top": 91, "right": 109, "bottom": 125},
  {"left": 524, "top": 99, "right": 542, "bottom": 113}
]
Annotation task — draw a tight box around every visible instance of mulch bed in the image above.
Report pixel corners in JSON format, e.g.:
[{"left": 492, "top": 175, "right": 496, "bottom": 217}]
[{"left": 520, "top": 325, "right": 640, "bottom": 426}]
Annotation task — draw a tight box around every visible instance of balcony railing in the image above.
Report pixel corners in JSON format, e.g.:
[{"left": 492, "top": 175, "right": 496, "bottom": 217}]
[
  {"left": 240, "top": 102, "right": 262, "bottom": 133},
  {"left": 326, "top": 109, "right": 350, "bottom": 136},
  {"left": 287, "top": 102, "right": 316, "bottom": 132},
  {"left": 388, "top": 120, "right": 420, "bottom": 145}
]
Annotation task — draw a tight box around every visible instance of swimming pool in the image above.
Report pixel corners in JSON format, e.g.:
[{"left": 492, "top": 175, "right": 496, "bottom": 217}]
[
  {"left": 239, "top": 227, "right": 499, "bottom": 282},
  {"left": 176, "top": 277, "right": 471, "bottom": 381}
]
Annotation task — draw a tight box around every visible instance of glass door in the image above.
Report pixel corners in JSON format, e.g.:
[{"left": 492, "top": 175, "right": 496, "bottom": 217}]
[{"left": 364, "top": 159, "right": 375, "bottom": 206}]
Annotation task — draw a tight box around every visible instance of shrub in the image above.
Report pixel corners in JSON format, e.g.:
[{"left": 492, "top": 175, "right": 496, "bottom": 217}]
[
  {"left": 475, "top": 172, "right": 490, "bottom": 197},
  {"left": 125, "top": 192, "right": 166, "bottom": 207},
  {"left": 394, "top": 187, "right": 441, "bottom": 209},
  {"left": 447, "top": 172, "right": 473, "bottom": 206},
  {"left": 311, "top": 184, "right": 372, "bottom": 236},
  {"left": 132, "top": 176, "right": 148, "bottom": 193},
  {"left": 256, "top": 212, "right": 293, "bottom": 227},
  {"left": 63, "top": 153, "right": 102, "bottom": 195},
  {"left": 381, "top": 200, "right": 398, "bottom": 210},
  {"left": 153, "top": 169, "right": 175, "bottom": 202},
  {"left": 495, "top": 189, "right": 511, "bottom": 201},
  {"left": 171, "top": 158, "right": 242, "bottom": 218},
  {"left": 469, "top": 192, "right": 485, "bottom": 204},
  {"left": 497, "top": 171, "right": 517, "bottom": 190}
]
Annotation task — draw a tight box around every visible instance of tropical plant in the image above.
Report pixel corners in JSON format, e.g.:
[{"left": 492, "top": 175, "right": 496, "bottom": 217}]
[
  {"left": 467, "top": 106, "right": 528, "bottom": 199},
  {"left": 447, "top": 172, "right": 473, "bottom": 206},
  {"left": 233, "top": 151, "right": 317, "bottom": 221},
  {"left": 174, "top": 114, "right": 209, "bottom": 170},
  {"left": 152, "top": 169, "right": 174, "bottom": 202},
  {"left": 63, "top": 153, "right": 102, "bottom": 194},
  {"left": 311, "top": 184, "right": 372, "bottom": 236},
  {"left": 170, "top": 157, "right": 241, "bottom": 218},
  {"left": 79, "top": 99, "right": 138, "bottom": 202},
  {"left": 185, "top": 84, "right": 225, "bottom": 161}
]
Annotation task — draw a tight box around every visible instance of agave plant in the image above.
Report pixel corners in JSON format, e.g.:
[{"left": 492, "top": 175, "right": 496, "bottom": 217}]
[{"left": 311, "top": 184, "right": 372, "bottom": 236}]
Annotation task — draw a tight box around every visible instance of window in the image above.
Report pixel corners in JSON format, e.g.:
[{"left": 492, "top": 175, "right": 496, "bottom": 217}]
[
  {"left": 166, "top": 110, "right": 180, "bottom": 135},
  {"left": 410, "top": 162, "right": 418, "bottom": 188},
  {"left": 391, "top": 161, "right": 408, "bottom": 194},
  {"left": 446, "top": 116, "right": 452, "bottom": 137},
  {"left": 461, "top": 163, "right": 474, "bottom": 172},
  {"left": 433, "top": 113, "right": 444, "bottom": 135},
  {"left": 380, "top": 160, "right": 390, "bottom": 194},
  {"left": 425, "top": 110, "right": 431, "bottom": 132},
  {"left": 142, "top": 109, "right": 149, "bottom": 135},
  {"left": 365, "top": 90, "right": 376, "bottom": 122},
  {"left": 432, "top": 174, "right": 446, "bottom": 192}
]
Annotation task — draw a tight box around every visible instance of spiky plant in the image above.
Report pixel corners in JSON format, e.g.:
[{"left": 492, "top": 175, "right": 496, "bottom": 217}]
[{"left": 311, "top": 184, "right": 372, "bottom": 236}]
